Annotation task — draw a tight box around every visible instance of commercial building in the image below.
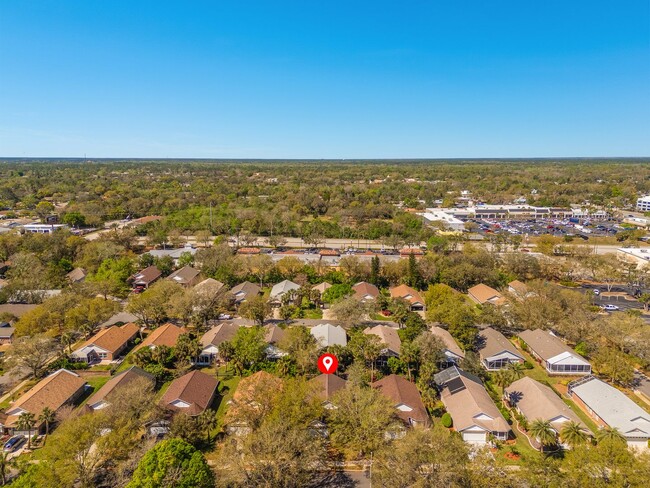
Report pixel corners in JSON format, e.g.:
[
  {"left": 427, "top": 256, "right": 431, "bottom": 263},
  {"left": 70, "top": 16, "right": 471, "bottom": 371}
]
[{"left": 636, "top": 195, "right": 650, "bottom": 213}]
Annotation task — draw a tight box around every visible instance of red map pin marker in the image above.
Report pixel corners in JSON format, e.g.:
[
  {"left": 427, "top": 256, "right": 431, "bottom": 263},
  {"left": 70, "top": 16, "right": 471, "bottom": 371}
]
[{"left": 317, "top": 353, "right": 338, "bottom": 374}]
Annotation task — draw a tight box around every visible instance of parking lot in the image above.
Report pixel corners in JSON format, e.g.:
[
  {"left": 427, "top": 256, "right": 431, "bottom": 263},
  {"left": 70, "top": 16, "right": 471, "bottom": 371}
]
[{"left": 470, "top": 217, "right": 622, "bottom": 239}]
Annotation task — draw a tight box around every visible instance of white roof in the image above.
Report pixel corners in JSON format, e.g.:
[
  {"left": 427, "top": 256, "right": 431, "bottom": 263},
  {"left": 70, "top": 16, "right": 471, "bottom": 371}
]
[
  {"left": 547, "top": 351, "right": 590, "bottom": 366},
  {"left": 269, "top": 280, "right": 300, "bottom": 300},
  {"left": 571, "top": 377, "right": 650, "bottom": 438},
  {"left": 310, "top": 323, "right": 347, "bottom": 348}
]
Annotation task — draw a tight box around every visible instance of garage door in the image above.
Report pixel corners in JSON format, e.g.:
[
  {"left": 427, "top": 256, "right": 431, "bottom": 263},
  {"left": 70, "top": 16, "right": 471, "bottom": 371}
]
[{"left": 462, "top": 431, "right": 487, "bottom": 444}]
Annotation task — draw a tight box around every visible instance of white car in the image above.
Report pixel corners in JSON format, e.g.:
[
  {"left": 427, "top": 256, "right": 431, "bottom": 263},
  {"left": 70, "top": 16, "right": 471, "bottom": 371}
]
[
  {"left": 602, "top": 304, "right": 619, "bottom": 311},
  {"left": 593, "top": 289, "right": 600, "bottom": 295},
  {"left": 218, "top": 314, "right": 233, "bottom": 320}
]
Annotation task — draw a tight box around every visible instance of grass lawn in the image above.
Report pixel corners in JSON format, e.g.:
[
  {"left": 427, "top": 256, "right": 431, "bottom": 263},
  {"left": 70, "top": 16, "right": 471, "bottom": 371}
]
[
  {"left": 85, "top": 376, "right": 111, "bottom": 393},
  {"left": 302, "top": 308, "right": 323, "bottom": 319},
  {"left": 214, "top": 367, "right": 241, "bottom": 430},
  {"left": 370, "top": 313, "right": 393, "bottom": 321}
]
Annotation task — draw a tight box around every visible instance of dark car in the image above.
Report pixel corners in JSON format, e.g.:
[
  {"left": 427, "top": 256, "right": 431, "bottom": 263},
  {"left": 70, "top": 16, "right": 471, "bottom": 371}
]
[{"left": 3, "top": 435, "right": 25, "bottom": 452}]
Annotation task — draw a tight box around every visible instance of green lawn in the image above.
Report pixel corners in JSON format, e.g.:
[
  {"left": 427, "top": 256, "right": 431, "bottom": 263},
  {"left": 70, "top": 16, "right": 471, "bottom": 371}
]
[
  {"left": 85, "top": 376, "right": 111, "bottom": 392},
  {"left": 302, "top": 308, "right": 323, "bottom": 319}
]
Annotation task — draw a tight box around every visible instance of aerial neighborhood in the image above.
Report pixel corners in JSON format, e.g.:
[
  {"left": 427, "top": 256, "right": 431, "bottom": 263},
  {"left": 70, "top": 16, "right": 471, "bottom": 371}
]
[{"left": 0, "top": 161, "right": 649, "bottom": 486}]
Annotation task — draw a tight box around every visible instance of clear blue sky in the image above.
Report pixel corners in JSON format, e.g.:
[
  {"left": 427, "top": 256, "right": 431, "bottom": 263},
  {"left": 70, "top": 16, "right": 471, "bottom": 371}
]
[{"left": 1, "top": 1, "right": 648, "bottom": 158}]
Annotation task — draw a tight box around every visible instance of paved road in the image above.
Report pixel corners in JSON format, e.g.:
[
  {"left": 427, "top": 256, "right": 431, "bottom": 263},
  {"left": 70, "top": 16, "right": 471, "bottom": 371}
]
[{"left": 580, "top": 284, "right": 646, "bottom": 313}]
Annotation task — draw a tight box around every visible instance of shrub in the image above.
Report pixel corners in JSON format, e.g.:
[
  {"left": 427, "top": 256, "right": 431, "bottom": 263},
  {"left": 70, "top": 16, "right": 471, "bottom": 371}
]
[
  {"left": 441, "top": 413, "right": 453, "bottom": 428},
  {"left": 574, "top": 341, "right": 589, "bottom": 357},
  {"left": 523, "top": 360, "right": 534, "bottom": 369}
]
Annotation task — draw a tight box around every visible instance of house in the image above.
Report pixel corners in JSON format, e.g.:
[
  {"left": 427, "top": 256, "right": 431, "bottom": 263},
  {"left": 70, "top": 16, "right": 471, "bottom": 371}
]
[
  {"left": 400, "top": 248, "right": 424, "bottom": 258},
  {"left": 269, "top": 280, "right": 301, "bottom": 305},
  {"left": 225, "top": 371, "right": 284, "bottom": 435},
  {"left": 194, "top": 278, "right": 225, "bottom": 295},
  {"left": 100, "top": 311, "right": 139, "bottom": 328},
  {"left": 434, "top": 366, "right": 511, "bottom": 445},
  {"left": 309, "top": 374, "right": 347, "bottom": 409},
  {"left": 312, "top": 282, "right": 332, "bottom": 295},
  {"left": 310, "top": 323, "right": 347, "bottom": 348},
  {"left": 197, "top": 322, "right": 240, "bottom": 365},
  {"left": 0, "top": 304, "right": 38, "bottom": 319},
  {"left": 1, "top": 369, "right": 87, "bottom": 434},
  {"left": 264, "top": 324, "right": 287, "bottom": 359},
  {"left": 507, "top": 280, "right": 529, "bottom": 298},
  {"left": 230, "top": 281, "right": 262, "bottom": 305},
  {"left": 0, "top": 325, "right": 15, "bottom": 345},
  {"left": 130, "top": 265, "right": 162, "bottom": 289},
  {"left": 71, "top": 323, "right": 139, "bottom": 363},
  {"left": 389, "top": 284, "right": 425, "bottom": 311},
  {"left": 504, "top": 377, "right": 590, "bottom": 448},
  {"left": 167, "top": 266, "right": 201, "bottom": 288},
  {"left": 518, "top": 329, "right": 591, "bottom": 375},
  {"left": 161, "top": 370, "right": 219, "bottom": 416},
  {"left": 477, "top": 327, "right": 524, "bottom": 370},
  {"left": 86, "top": 366, "right": 155, "bottom": 411},
  {"left": 135, "top": 323, "right": 188, "bottom": 351},
  {"left": 66, "top": 267, "right": 87, "bottom": 283},
  {"left": 352, "top": 281, "right": 380, "bottom": 301},
  {"left": 372, "top": 374, "right": 429, "bottom": 427},
  {"left": 467, "top": 284, "right": 505, "bottom": 306},
  {"left": 363, "top": 325, "right": 401, "bottom": 365},
  {"left": 568, "top": 376, "right": 650, "bottom": 450},
  {"left": 147, "top": 244, "right": 197, "bottom": 265},
  {"left": 430, "top": 326, "right": 465, "bottom": 366}
]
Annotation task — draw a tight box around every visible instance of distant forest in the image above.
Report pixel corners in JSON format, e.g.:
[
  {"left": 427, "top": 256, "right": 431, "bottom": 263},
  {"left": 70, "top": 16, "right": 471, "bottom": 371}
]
[{"left": 1, "top": 159, "right": 649, "bottom": 242}]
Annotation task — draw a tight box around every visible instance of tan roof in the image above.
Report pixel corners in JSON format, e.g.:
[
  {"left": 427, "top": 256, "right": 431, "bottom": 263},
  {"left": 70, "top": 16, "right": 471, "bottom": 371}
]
[
  {"left": 508, "top": 280, "right": 528, "bottom": 296},
  {"left": 312, "top": 282, "right": 332, "bottom": 294},
  {"left": 86, "top": 366, "right": 154, "bottom": 409},
  {"left": 373, "top": 374, "right": 429, "bottom": 425},
  {"left": 201, "top": 322, "right": 240, "bottom": 348},
  {"left": 363, "top": 325, "right": 401, "bottom": 355},
  {"left": 237, "top": 247, "right": 261, "bottom": 254},
  {"left": 352, "top": 281, "right": 380, "bottom": 300},
  {"left": 194, "top": 278, "right": 225, "bottom": 294},
  {"left": 518, "top": 329, "right": 584, "bottom": 362},
  {"left": 5, "top": 369, "right": 87, "bottom": 426},
  {"left": 263, "top": 324, "right": 286, "bottom": 345},
  {"left": 230, "top": 281, "right": 261, "bottom": 301},
  {"left": 132, "top": 265, "right": 161, "bottom": 285},
  {"left": 167, "top": 266, "right": 200, "bottom": 285},
  {"left": 309, "top": 374, "right": 347, "bottom": 401},
  {"left": 478, "top": 327, "right": 522, "bottom": 361},
  {"left": 0, "top": 304, "right": 38, "bottom": 318},
  {"left": 504, "top": 377, "right": 588, "bottom": 432},
  {"left": 161, "top": 370, "right": 219, "bottom": 416},
  {"left": 77, "top": 323, "right": 139, "bottom": 355},
  {"left": 467, "top": 284, "right": 504, "bottom": 305},
  {"left": 439, "top": 368, "right": 510, "bottom": 433},
  {"left": 389, "top": 284, "right": 424, "bottom": 306},
  {"left": 430, "top": 326, "right": 465, "bottom": 359},
  {"left": 137, "top": 323, "right": 187, "bottom": 350},
  {"left": 66, "top": 267, "right": 87, "bottom": 283}
]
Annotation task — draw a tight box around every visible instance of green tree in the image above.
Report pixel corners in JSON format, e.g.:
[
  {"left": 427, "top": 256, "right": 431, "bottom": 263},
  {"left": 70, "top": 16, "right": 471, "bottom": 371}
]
[
  {"left": 0, "top": 451, "right": 13, "bottom": 486},
  {"left": 327, "top": 385, "right": 397, "bottom": 458},
  {"left": 38, "top": 407, "right": 56, "bottom": 437},
  {"left": 559, "top": 420, "right": 589, "bottom": 448},
  {"left": 127, "top": 438, "right": 214, "bottom": 488},
  {"left": 595, "top": 426, "right": 626, "bottom": 444},
  {"left": 528, "top": 419, "right": 557, "bottom": 450},
  {"left": 231, "top": 326, "right": 267, "bottom": 375},
  {"left": 238, "top": 295, "right": 271, "bottom": 326},
  {"left": 16, "top": 413, "right": 36, "bottom": 449}
]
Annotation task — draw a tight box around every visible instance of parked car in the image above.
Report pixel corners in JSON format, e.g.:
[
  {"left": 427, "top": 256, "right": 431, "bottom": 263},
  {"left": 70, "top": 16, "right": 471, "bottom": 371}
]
[
  {"left": 593, "top": 289, "right": 600, "bottom": 295},
  {"left": 218, "top": 313, "right": 232, "bottom": 320},
  {"left": 3, "top": 435, "right": 25, "bottom": 452},
  {"left": 602, "top": 304, "right": 620, "bottom": 311}
]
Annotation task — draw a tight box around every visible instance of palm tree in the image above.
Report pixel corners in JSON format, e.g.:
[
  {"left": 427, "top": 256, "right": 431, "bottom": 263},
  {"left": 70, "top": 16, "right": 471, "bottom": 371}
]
[
  {"left": 15, "top": 412, "right": 36, "bottom": 449},
  {"left": 529, "top": 419, "right": 557, "bottom": 451},
  {"left": 596, "top": 426, "right": 626, "bottom": 444},
  {"left": 38, "top": 407, "right": 56, "bottom": 437},
  {"left": 198, "top": 410, "right": 219, "bottom": 444},
  {"left": 560, "top": 421, "right": 589, "bottom": 448},
  {"left": 507, "top": 362, "right": 525, "bottom": 380},
  {"left": 494, "top": 369, "right": 514, "bottom": 390},
  {"left": 0, "top": 451, "right": 13, "bottom": 486}
]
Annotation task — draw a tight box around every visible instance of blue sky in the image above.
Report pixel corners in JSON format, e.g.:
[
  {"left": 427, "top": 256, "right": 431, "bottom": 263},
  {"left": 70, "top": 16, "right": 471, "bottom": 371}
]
[{"left": 1, "top": 1, "right": 648, "bottom": 158}]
